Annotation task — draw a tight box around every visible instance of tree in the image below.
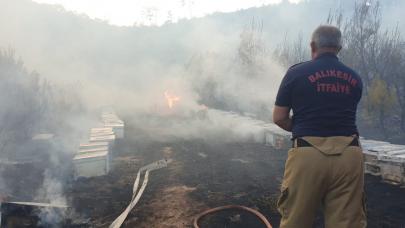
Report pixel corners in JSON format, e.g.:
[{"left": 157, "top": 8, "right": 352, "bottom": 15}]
[
  {"left": 380, "top": 30, "right": 405, "bottom": 132},
  {"left": 320, "top": 0, "right": 405, "bottom": 138},
  {"left": 0, "top": 48, "right": 84, "bottom": 156},
  {"left": 338, "top": 0, "right": 405, "bottom": 137},
  {"left": 273, "top": 31, "right": 310, "bottom": 68},
  {"left": 0, "top": 48, "right": 40, "bottom": 152},
  {"left": 367, "top": 78, "right": 397, "bottom": 137},
  {"left": 237, "top": 18, "right": 267, "bottom": 78}
]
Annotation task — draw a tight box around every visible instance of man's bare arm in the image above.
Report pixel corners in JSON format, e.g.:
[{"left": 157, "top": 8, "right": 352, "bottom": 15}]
[{"left": 272, "top": 105, "right": 292, "bottom": 132}]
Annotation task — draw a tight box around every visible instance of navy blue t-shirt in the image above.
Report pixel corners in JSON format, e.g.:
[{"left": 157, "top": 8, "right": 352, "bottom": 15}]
[{"left": 275, "top": 53, "right": 363, "bottom": 138}]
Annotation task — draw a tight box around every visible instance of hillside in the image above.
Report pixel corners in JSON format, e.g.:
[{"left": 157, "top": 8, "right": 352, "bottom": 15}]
[
  {"left": 2, "top": 0, "right": 403, "bottom": 85},
  {"left": 1, "top": 0, "right": 404, "bottom": 140}
]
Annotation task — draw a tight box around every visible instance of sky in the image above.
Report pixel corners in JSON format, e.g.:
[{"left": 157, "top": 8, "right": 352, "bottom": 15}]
[{"left": 32, "top": 0, "right": 303, "bottom": 26}]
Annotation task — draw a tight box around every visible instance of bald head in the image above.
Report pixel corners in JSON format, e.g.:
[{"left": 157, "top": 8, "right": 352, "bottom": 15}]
[{"left": 310, "top": 25, "right": 342, "bottom": 59}]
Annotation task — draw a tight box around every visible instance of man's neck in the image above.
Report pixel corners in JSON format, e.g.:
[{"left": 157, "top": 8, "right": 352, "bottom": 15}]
[{"left": 312, "top": 49, "right": 338, "bottom": 59}]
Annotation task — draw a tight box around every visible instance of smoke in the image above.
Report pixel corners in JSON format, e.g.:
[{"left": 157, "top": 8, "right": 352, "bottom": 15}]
[
  {"left": 0, "top": 0, "right": 404, "bottom": 218},
  {"left": 35, "top": 171, "right": 67, "bottom": 205},
  {"left": 0, "top": 0, "right": 379, "bottom": 145},
  {"left": 0, "top": 0, "right": 287, "bottom": 114},
  {"left": 130, "top": 109, "right": 271, "bottom": 143},
  {"left": 0, "top": 167, "right": 6, "bottom": 200},
  {"left": 381, "top": 0, "right": 405, "bottom": 32},
  {"left": 0, "top": 0, "right": 402, "bottom": 143},
  {"left": 35, "top": 170, "right": 68, "bottom": 226}
]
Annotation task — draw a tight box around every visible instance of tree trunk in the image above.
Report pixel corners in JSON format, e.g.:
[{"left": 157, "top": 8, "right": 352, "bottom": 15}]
[
  {"left": 400, "top": 109, "right": 405, "bottom": 133},
  {"left": 393, "top": 84, "right": 404, "bottom": 133},
  {"left": 379, "top": 109, "right": 387, "bottom": 139}
]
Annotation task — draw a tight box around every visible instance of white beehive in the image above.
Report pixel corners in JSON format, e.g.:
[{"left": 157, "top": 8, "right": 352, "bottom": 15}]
[
  {"left": 104, "top": 123, "right": 124, "bottom": 139},
  {"left": 90, "top": 127, "right": 114, "bottom": 136},
  {"left": 72, "top": 109, "right": 125, "bottom": 179},
  {"left": 79, "top": 141, "right": 109, "bottom": 149},
  {"left": 89, "top": 134, "right": 116, "bottom": 147},
  {"left": 73, "top": 151, "right": 110, "bottom": 178},
  {"left": 100, "top": 111, "right": 125, "bottom": 139},
  {"left": 78, "top": 146, "right": 109, "bottom": 155},
  {"left": 79, "top": 142, "right": 111, "bottom": 155}
]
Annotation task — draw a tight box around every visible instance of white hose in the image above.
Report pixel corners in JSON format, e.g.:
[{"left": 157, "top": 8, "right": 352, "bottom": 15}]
[{"left": 109, "top": 159, "right": 172, "bottom": 228}]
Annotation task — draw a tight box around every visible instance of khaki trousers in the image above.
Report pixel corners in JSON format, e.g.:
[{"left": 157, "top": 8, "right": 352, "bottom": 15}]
[{"left": 277, "top": 136, "right": 367, "bottom": 228}]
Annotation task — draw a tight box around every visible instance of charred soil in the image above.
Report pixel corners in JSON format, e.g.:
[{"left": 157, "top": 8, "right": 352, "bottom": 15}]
[{"left": 65, "top": 118, "right": 405, "bottom": 228}]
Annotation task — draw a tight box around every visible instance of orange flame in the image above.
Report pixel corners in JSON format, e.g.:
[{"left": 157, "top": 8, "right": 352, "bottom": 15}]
[{"left": 164, "top": 91, "right": 180, "bottom": 109}]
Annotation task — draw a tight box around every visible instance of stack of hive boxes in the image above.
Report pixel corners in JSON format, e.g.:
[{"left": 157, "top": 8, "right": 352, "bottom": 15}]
[
  {"left": 361, "top": 139, "right": 405, "bottom": 185},
  {"left": 207, "top": 109, "right": 405, "bottom": 186},
  {"left": 73, "top": 110, "right": 124, "bottom": 179},
  {"left": 262, "top": 123, "right": 291, "bottom": 149},
  {"left": 101, "top": 110, "right": 125, "bottom": 139},
  {"left": 207, "top": 109, "right": 291, "bottom": 148}
]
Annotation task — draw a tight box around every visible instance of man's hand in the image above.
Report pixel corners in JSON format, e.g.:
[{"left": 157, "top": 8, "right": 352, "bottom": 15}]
[{"left": 273, "top": 105, "right": 292, "bottom": 132}]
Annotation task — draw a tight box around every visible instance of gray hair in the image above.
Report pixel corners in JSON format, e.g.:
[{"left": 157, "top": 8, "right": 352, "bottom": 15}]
[{"left": 311, "top": 25, "right": 342, "bottom": 49}]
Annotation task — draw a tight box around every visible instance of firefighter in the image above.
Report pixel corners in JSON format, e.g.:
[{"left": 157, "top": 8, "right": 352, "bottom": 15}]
[{"left": 273, "top": 25, "right": 366, "bottom": 228}]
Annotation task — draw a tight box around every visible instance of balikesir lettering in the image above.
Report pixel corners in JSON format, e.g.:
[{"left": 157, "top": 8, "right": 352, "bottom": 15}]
[{"left": 308, "top": 69, "right": 357, "bottom": 87}]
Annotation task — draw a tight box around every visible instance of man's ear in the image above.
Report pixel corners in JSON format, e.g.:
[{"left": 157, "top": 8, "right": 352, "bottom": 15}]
[
  {"left": 310, "top": 41, "right": 317, "bottom": 59},
  {"left": 310, "top": 41, "right": 316, "bottom": 52},
  {"left": 337, "top": 45, "right": 342, "bottom": 53}
]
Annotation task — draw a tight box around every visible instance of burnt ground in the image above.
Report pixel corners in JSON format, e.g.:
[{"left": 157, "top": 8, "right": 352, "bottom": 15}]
[
  {"left": 63, "top": 118, "right": 405, "bottom": 228},
  {"left": 67, "top": 118, "right": 286, "bottom": 227},
  {"left": 1, "top": 118, "right": 404, "bottom": 228}
]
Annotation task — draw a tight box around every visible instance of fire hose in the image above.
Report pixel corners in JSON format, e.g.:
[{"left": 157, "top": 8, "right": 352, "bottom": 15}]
[
  {"left": 109, "top": 159, "right": 172, "bottom": 228},
  {"left": 108, "top": 158, "right": 272, "bottom": 228},
  {"left": 193, "top": 205, "right": 273, "bottom": 228}
]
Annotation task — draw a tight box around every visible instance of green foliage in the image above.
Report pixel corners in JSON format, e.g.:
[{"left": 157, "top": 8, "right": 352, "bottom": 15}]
[
  {"left": 237, "top": 18, "right": 267, "bottom": 78},
  {"left": 276, "top": 0, "right": 405, "bottom": 138},
  {"left": 364, "top": 78, "right": 397, "bottom": 135},
  {"left": 368, "top": 78, "right": 397, "bottom": 112},
  {"left": 273, "top": 32, "right": 310, "bottom": 68},
  {"left": 0, "top": 48, "right": 40, "bottom": 147},
  {"left": 0, "top": 48, "right": 83, "bottom": 153}
]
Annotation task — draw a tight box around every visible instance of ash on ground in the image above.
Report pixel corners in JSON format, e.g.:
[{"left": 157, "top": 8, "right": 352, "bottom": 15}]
[{"left": 3, "top": 118, "right": 405, "bottom": 227}]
